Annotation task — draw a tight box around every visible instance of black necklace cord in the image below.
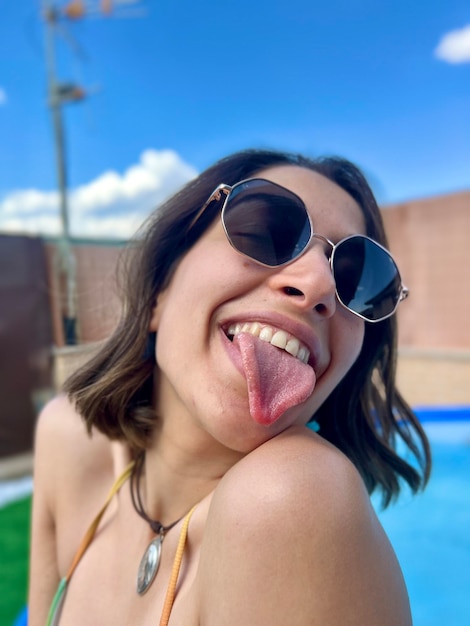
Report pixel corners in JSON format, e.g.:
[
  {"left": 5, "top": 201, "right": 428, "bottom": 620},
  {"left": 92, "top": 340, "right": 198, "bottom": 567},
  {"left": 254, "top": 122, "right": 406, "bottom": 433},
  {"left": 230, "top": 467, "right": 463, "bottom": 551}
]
[{"left": 130, "top": 452, "right": 184, "bottom": 536}]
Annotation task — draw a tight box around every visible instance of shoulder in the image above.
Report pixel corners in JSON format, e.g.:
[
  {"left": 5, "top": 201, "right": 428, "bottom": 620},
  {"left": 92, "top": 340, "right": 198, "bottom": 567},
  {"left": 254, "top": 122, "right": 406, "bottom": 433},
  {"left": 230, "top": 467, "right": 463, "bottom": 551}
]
[
  {"left": 210, "top": 426, "right": 367, "bottom": 525},
  {"left": 35, "top": 394, "right": 130, "bottom": 488},
  {"left": 34, "top": 395, "right": 113, "bottom": 500},
  {"left": 198, "top": 426, "right": 411, "bottom": 625}
]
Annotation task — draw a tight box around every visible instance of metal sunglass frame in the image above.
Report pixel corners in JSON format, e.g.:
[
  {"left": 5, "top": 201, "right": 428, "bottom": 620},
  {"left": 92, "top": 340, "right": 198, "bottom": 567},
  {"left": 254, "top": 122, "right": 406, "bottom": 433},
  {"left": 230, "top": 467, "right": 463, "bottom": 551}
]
[{"left": 188, "top": 178, "right": 409, "bottom": 323}]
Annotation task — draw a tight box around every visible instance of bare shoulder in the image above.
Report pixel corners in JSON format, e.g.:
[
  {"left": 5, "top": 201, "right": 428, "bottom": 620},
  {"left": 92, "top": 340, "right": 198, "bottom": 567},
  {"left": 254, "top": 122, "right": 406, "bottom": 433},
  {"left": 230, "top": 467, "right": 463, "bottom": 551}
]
[
  {"left": 198, "top": 426, "right": 411, "bottom": 626},
  {"left": 209, "top": 426, "right": 368, "bottom": 524},
  {"left": 36, "top": 393, "right": 132, "bottom": 472},
  {"left": 34, "top": 395, "right": 115, "bottom": 499},
  {"left": 35, "top": 393, "right": 107, "bottom": 456}
]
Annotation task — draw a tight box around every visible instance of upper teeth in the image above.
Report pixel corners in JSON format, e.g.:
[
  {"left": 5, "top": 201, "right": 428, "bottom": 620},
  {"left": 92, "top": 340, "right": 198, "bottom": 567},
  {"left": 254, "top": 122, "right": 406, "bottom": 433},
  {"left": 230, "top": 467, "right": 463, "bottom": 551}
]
[{"left": 227, "top": 322, "right": 310, "bottom": 364}]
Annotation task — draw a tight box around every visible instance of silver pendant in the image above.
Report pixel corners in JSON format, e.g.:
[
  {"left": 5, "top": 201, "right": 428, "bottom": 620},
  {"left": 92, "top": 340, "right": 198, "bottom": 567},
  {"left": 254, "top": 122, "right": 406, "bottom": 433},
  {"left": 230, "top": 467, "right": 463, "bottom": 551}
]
[{"left": 136, "top": 534, "right": 163, "bottom": 595}]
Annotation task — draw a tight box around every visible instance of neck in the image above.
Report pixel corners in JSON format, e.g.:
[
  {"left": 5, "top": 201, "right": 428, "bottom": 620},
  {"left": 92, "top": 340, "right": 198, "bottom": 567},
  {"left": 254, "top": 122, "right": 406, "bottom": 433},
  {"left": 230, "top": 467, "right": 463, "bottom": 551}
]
[{"left": 140, "top": 419, "right": 242, "bottom": 524}]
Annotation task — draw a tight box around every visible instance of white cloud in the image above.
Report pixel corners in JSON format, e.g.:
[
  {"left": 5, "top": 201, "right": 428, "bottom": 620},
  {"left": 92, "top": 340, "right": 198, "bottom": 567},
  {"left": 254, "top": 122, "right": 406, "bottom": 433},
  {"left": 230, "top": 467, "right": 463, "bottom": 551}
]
[
  {"left": 0, "top": 149, "right": 197, "bottom": 239},
  {"left": 0, "top": 87, "right": 7, "bottom": 105},
  {"left": 435, "top": 24, "right": 470, "bottom": 64}
]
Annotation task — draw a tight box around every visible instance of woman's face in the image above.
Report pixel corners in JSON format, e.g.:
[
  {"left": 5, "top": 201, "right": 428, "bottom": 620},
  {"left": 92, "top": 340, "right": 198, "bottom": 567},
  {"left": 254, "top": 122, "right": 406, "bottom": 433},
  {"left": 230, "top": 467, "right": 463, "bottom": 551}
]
[{"left": 150, "top": 165, "right": 366, "bottom": 454}]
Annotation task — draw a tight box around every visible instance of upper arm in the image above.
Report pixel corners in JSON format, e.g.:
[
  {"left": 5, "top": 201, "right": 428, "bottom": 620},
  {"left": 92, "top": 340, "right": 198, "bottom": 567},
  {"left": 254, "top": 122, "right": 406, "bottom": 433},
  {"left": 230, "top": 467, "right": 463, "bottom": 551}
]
[
  {"left": 198, "top": 436, "right": 411, "bottom": 626},
  {"left": 28, "top": 398, "right": 64, "bottom": 626}
]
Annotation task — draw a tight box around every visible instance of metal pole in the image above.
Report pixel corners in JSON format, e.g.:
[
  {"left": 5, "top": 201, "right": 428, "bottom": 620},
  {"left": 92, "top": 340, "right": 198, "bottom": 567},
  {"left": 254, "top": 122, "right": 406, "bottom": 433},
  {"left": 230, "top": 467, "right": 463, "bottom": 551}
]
[{"left": 42, "top": 1, "right": 77, "bottom": 344}]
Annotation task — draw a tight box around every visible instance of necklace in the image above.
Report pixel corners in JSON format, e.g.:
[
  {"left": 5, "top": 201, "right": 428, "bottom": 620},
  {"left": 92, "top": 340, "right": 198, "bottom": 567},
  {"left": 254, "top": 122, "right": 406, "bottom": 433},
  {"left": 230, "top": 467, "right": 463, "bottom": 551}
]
[{"left": 130, "top": 453, "right": 185, "bottom": 595}]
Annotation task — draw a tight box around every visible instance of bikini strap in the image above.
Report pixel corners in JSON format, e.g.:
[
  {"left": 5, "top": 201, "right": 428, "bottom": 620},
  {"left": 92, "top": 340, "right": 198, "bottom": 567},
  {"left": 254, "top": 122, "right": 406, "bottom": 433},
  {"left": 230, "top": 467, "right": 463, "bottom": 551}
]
[
  {"left": 65, "top": 460, "right": 135, "bottom": 581},
  {"left": 58, "top": 460, "right": 195, "bottom": 626},
  {"left": 159, "top": 504, "right": 198, "bottom": 626}
]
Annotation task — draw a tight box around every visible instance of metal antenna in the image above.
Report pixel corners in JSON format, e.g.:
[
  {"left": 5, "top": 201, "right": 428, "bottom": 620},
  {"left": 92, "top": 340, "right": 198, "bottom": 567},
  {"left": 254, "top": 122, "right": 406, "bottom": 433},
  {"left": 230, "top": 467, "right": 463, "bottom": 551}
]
[
  {"left": 40, "top": 0, "right": 146, "bottom": 345},
  {"left": 42, "top": 1, "right": 84, "bottom": 345}
]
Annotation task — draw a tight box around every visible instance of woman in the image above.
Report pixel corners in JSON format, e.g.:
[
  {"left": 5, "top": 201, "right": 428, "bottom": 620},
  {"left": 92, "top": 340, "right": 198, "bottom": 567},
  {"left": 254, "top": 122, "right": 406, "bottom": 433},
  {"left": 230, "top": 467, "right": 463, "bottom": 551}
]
[{"left": 29, "top": 149, "right": 431, "bottom": 625}]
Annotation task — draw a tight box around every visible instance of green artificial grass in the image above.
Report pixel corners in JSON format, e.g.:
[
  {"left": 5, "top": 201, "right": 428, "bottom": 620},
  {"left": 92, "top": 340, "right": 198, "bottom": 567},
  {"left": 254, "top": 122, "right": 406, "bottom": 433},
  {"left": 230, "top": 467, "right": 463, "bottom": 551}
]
[{"left": 0, "top": 496, "right": 31, "bottom": 626}]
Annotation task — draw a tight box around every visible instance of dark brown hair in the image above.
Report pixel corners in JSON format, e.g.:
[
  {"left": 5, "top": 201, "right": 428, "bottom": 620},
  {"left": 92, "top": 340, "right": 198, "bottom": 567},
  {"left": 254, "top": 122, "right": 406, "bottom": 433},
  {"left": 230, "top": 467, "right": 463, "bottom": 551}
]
[{"left": 64, "top": 148, "right": 431, "bottom": 507}]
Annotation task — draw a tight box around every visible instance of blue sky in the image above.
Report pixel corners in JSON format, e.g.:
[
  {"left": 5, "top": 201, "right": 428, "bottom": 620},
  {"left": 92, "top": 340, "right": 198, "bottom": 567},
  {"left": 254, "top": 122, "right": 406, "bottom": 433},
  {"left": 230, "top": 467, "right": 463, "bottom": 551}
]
[{"left": 0, "top": 0, "right": 469, "bottom": 238}]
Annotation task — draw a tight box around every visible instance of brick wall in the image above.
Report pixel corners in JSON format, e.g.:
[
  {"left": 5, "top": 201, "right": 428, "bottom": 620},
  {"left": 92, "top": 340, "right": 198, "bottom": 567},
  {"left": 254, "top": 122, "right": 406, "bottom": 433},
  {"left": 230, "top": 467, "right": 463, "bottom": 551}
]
[
  {"left": 45, "top": 241, "right": 124, "bottom": 346},
  {"left": 382, "top": 190, "right": 470, "bottom": 350}
]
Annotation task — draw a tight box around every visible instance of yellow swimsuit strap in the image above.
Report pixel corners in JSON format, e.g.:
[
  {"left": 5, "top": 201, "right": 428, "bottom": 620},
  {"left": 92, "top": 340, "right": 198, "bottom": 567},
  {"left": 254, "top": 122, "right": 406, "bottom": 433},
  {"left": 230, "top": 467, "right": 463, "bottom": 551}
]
[
  {"left": 66, "top": 460, "right": 135, "bottom": 580},
  {"left": 159, "top": 504, "right": 198, "bottom": 626}
]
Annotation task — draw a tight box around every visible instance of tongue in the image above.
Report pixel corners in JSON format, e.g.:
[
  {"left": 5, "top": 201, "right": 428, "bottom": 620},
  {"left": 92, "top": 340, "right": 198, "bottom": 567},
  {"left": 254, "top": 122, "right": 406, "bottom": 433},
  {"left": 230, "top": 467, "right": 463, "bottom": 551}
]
[{"left": 234, "top": 332, "right": 316, "bottom": 426}]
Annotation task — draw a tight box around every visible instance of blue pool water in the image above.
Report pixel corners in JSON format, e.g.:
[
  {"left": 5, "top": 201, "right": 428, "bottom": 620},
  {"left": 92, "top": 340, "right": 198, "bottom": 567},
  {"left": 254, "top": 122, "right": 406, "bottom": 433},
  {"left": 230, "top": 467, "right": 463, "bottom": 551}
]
[{"left": 374, "top": 413, "right": 470, "bottom": 626}]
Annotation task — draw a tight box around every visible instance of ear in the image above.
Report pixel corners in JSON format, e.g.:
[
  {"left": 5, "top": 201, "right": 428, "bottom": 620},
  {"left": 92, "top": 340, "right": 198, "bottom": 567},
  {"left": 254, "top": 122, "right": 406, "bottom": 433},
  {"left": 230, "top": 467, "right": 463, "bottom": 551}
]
[
  {"left": 149, "top": 298, "right": 160, "bottom": 332},
  {"left": 149, "top": 288, "right": 167, "bottom": 332}
]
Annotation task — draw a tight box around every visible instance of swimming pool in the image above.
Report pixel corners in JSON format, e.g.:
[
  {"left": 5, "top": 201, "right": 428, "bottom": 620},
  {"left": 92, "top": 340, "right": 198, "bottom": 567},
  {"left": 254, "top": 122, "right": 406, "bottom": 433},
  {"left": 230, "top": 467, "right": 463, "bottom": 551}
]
[{"left": 374, "top": 410, "right": 470, "bottom": 626}]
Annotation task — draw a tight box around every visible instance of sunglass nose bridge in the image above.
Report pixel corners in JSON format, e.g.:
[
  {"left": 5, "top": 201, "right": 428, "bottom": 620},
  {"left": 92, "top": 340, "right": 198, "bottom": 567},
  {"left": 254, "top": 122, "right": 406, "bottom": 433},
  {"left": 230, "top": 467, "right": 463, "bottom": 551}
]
[{"left": 310, "top": 233, "right": 335, "bottom": 259}]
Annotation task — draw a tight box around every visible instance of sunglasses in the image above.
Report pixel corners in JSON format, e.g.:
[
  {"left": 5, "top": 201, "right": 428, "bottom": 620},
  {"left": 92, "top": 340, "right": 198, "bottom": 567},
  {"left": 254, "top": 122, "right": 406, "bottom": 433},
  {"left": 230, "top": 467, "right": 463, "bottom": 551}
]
[{"left": 188, "top": 178, "right": 408, "bottom": 323}]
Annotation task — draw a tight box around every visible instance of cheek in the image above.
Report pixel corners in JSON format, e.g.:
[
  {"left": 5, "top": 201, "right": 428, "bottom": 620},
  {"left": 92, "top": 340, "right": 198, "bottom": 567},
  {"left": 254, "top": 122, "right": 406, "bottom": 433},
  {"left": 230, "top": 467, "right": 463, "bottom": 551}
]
[{"left": 334, "top": 315, "right": 365, "bottom": 375}]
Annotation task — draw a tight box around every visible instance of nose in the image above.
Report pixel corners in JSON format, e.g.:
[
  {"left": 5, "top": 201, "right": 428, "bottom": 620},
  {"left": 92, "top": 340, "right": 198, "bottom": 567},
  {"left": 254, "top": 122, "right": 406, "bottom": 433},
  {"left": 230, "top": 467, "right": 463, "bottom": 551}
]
[{"left": 266, "top": 241, "right": 337, "bottom": 317}]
